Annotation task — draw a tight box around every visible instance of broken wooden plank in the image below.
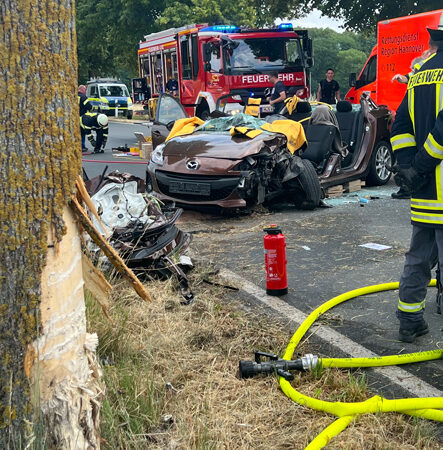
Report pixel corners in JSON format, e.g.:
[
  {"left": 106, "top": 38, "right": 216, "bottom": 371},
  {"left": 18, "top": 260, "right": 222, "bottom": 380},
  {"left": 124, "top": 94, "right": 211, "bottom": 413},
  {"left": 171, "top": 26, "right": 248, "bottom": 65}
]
[{"left": 70, "top": 196, "right": 153, "bottom": 302}]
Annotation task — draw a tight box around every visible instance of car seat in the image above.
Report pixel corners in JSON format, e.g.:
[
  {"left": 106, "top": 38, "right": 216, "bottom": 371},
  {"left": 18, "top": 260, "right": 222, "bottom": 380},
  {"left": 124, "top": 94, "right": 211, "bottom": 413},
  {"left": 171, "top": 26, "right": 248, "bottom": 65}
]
[
  {"left": 301, "top": 124, "right": 336, "bottom": 166},
  {"left": 336, "top": 100, "right": 364, "bottom": 167},
  {"left": 288, "top": 101, "right": 312, "bottom": 122}
]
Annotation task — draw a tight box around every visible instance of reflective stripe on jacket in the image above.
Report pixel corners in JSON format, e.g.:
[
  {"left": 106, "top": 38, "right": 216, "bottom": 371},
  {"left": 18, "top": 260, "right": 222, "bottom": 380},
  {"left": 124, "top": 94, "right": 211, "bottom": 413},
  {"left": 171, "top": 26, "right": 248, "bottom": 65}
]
[
  {"left": 390, "top": 48, "right": 443, "bottom": 228},
  {"left": 78, "top": 93, "right": 92, "bottom": 116}
]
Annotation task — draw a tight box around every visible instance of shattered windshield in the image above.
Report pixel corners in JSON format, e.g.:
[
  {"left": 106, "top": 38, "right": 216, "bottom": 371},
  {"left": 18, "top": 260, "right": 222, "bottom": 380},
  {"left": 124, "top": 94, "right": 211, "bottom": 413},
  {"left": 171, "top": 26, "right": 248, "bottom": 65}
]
[
  {"left": 224, "top": 38, "right": 303, "bottom": 75},
  {"left": 195, "top": 113, "right": 267, "bottom": 133}
]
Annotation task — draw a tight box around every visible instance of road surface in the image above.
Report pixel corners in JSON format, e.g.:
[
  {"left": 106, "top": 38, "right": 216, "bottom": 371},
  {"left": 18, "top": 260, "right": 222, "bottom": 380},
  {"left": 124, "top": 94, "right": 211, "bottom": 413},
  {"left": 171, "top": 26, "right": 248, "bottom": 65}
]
[{"left": 82, "top": 119, "right": 151, "bottom": 180}]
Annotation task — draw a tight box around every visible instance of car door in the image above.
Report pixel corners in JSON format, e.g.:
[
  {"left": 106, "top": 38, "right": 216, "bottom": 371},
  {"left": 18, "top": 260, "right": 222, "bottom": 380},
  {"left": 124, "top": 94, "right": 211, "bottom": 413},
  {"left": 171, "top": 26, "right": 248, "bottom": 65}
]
[{"left": 151, "top": 94, "right": 188, "bottom": 149}]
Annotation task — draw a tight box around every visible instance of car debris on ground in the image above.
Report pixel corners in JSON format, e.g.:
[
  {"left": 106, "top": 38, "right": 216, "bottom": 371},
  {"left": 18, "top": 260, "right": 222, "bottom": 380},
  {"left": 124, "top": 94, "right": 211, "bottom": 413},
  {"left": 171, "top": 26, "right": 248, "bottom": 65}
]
[{"left": 83, "top": 170, "right": 194, "bottom": 304}]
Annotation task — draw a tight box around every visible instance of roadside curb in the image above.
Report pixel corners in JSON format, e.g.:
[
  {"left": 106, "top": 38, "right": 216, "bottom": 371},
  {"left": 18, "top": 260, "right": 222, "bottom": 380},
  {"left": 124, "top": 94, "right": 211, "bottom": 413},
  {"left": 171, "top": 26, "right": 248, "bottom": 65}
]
[{"left": 218, "top": 267, "right": 442, "bottom": 398}]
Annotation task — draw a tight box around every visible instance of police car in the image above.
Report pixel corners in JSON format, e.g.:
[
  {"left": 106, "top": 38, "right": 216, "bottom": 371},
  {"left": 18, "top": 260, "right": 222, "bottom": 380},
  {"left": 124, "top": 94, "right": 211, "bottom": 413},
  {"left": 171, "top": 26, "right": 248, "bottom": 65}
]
[{"left": 86, "top": 78, "right": 134, "bottom": 119}]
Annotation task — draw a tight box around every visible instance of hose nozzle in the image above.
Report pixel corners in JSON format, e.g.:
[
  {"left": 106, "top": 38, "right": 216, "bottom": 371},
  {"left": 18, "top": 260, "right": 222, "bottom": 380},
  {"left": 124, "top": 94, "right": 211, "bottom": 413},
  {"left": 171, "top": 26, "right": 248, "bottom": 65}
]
[{"left": 239, "top": 352, "right": 319, "bottom": 381}]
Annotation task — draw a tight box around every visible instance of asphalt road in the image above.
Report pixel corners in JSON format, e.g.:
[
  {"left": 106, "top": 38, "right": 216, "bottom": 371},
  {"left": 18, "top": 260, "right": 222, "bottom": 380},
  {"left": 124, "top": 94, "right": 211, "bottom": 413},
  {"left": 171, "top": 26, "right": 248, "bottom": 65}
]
[
  {"left": 179, "top": 187, "right": 443, "bottom": 397},
  {"left": 82, "top": 119, "right": 151, "bottom": 180}
]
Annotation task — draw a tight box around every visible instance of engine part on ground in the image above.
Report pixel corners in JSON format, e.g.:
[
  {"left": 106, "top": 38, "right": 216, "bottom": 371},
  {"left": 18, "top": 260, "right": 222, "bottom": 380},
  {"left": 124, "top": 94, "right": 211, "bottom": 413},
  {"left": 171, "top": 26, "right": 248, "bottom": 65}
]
[
  {"left": 84, "top": 170, "right": 194, "bottom": 303},
  {"left": 239, "top": 352, "right": 318, "bottom": 380},
  {"left": 263, "top": 225, "right": 288, "bottom": 296}
]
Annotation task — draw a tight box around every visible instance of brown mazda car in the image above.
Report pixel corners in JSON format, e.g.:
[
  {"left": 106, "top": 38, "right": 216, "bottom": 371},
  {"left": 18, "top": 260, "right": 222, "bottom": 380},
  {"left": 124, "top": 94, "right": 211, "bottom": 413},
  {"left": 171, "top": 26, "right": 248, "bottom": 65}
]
[{"left": 146, "top": 93, "right": 392, "bottom": 210}]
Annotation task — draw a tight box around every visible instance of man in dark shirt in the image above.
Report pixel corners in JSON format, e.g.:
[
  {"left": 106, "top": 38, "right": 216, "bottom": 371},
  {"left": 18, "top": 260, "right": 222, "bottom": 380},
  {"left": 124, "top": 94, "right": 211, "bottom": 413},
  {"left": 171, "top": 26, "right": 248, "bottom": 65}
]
[
  {"left": 317, "top": 68, "right": 340, "bottom": 105},
  {"left": 266, "top": 71, "right": 286, "bottom": 114}
]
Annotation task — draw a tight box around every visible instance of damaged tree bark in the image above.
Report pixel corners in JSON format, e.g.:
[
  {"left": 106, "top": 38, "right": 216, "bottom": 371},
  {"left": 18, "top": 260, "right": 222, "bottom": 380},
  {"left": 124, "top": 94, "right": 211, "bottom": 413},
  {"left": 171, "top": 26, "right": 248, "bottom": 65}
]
[{"left": 0, "top": 0, "right": 101, "bottom": 447}]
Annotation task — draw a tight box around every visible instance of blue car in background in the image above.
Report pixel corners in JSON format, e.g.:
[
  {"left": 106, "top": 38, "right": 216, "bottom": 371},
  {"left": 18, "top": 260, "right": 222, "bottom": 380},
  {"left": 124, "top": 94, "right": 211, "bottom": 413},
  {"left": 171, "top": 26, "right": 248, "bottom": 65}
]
[{"left": 86, "top": 78, "right": 134, "bottom": 119}]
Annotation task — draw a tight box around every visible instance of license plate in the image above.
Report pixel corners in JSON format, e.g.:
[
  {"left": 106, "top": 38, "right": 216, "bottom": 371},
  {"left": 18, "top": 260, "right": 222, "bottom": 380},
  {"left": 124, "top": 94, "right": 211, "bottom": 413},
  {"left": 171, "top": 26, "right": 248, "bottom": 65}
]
[
  {"left": 169, "top": 181, "right": 211, "bottom": 196},
  {"left": 260, "top": 104, "right": 274, "bottom": 113}
]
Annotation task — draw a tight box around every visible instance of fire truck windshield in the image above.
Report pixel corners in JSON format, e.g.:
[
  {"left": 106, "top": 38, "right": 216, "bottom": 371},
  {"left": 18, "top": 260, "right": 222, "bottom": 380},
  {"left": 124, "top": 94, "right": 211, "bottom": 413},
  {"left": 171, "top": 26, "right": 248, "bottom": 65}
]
[{"left": 224, "top": 38, "right": 303, "bottom": 74}]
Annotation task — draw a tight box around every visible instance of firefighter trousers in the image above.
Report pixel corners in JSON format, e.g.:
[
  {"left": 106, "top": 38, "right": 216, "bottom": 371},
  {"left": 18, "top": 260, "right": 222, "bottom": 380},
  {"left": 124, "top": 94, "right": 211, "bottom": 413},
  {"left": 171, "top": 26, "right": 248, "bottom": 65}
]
[{"left": 398, "top": 225, "right": 443, "bottom": 323}]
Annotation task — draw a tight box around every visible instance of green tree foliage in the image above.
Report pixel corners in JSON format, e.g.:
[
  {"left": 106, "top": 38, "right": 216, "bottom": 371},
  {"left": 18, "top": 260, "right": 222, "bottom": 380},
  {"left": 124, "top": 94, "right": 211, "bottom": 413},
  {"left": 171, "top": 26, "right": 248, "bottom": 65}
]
[
  {"left": 308, "top": 0, "right": 442, "bottom": 33},
  {"left": 157, "top": 0, "right": 305, "bottom": 28},
  {"left": 76, "top": 0, "right": 166, "bottom": 83},
  {"left": 308, "top": 28, "right": 375, "bottom": 97}
]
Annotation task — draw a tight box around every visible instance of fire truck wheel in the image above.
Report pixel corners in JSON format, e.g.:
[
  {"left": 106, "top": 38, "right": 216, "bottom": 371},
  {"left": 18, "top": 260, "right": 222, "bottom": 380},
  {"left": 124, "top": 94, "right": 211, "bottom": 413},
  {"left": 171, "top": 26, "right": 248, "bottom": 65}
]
[
  {"left": 196, "top": 105, "right": 210, "bottom": 121},
  {"left": 294, "top": 159, "right": 322, "bottom": 210}
]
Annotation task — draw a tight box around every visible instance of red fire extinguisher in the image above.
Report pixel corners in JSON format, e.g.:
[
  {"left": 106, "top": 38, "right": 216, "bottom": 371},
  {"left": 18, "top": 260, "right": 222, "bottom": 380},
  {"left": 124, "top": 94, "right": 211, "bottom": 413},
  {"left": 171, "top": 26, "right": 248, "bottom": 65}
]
[{"left": 264, "top": 224, "right": 288, "bottom": 296}]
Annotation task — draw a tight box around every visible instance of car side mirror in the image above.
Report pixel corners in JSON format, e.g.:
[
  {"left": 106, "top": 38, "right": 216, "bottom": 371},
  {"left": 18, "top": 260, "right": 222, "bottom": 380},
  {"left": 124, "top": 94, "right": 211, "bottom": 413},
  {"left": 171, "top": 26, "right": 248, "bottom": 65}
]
[
  {"left": 166, "top": 120, "right": 175, "bottom": 131},
  {"left": 349, "top": 73, "right": 356, "bottom": 87},
  {"left": 305, "top": 56, "right": 313, "bottom": 68},
  {"left": 204, "top": 62, "right": 212, "bottom": 72}
]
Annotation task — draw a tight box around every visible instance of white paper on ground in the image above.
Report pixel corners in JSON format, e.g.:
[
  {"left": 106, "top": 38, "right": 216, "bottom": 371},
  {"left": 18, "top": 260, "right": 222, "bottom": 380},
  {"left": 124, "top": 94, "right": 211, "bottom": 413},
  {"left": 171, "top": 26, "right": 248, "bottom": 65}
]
[{"left": 359, "top": 242, "right": 392, "bottom": 251}]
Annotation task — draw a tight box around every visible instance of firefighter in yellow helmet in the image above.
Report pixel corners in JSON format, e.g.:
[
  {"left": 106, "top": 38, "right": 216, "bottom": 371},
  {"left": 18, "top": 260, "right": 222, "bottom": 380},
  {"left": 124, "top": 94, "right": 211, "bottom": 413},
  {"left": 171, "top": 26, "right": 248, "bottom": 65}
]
[
  {"left": 80, "top": 112, "right": 108, "bottom": 153},
  {"left": 390, "top": 21, "right": 443, "bottom": 342}
]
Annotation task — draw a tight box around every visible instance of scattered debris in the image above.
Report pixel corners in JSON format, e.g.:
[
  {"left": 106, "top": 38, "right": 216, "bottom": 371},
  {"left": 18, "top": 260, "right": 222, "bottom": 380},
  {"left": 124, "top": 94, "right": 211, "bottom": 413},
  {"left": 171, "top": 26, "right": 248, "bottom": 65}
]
[{"left": 83, "top": 171, "right": 194, "bottom": 303}]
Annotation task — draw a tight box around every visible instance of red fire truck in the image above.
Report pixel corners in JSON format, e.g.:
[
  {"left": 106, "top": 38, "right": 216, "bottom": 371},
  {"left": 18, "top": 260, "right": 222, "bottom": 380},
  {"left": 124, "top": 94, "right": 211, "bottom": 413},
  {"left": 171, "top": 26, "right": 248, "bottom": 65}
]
[{"left": 134, "top": 23, "right": 313, "bottom": 118}]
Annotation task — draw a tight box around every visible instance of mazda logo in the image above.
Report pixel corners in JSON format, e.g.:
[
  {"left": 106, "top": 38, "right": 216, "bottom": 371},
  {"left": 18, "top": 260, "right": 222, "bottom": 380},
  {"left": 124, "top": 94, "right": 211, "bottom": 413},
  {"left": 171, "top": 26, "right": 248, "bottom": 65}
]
[{"left": 186, "top": 160, "right": 199, "bottom": 170}]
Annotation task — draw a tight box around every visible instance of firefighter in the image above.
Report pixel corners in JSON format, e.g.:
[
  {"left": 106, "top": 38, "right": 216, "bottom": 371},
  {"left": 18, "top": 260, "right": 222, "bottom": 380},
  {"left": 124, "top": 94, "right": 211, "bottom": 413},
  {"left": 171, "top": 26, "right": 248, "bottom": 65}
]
[
  {"left": 78, "top": 85, "right": 92, "bottom": 152},
  {"left": 390, "top": 24, "right": 443, "bottom": 343},
  {"left": 81, "top": 112, "right": 109, "bottom": 153}
]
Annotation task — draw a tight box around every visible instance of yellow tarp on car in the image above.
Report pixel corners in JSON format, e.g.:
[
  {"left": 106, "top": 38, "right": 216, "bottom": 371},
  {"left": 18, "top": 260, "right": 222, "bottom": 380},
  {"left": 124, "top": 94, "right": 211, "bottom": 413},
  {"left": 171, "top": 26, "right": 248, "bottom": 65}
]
[
  {"left": 261, "top": 120, "right": 306, "bottom": 154},
  {"left": 166, "top": 117, "right": 205, "bottom": 141}
]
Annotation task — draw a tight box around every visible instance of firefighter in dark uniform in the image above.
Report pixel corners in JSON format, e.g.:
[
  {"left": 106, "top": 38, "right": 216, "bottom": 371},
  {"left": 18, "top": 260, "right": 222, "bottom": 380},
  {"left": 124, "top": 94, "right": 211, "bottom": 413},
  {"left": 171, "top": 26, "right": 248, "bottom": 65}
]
[
  {"left": 78, "top": 85, "right": 92, "bottom": 152},
  {"left": 81, "top": 112, "right": 109, "bottom": 153},
  {"left": 390, "top": 22, "right": 443, "bottom": 343}
]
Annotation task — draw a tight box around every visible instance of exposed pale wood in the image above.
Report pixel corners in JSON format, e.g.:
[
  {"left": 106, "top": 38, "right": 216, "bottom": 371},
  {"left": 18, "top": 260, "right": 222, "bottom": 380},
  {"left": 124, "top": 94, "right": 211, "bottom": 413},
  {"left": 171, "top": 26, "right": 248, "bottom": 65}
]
[
  {"left": 82, "top": 253, "right": 113, "bottom": 321},
  {"left": 70, "top": 196, "right": 153, "bottom": 302}
]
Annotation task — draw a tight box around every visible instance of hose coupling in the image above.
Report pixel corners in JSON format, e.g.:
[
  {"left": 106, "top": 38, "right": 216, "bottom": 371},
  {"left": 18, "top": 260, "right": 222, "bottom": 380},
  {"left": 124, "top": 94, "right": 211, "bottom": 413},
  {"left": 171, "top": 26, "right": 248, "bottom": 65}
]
[{"left": 301, "top": 354, "right": 319, "bottom": 370}]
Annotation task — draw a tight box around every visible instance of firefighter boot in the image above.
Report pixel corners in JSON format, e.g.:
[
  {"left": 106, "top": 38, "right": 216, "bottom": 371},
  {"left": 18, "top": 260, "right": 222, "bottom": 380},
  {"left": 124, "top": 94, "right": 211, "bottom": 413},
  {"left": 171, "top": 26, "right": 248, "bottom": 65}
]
[{"left": 398, "top": 319, "right": 429, "bottom": 343}]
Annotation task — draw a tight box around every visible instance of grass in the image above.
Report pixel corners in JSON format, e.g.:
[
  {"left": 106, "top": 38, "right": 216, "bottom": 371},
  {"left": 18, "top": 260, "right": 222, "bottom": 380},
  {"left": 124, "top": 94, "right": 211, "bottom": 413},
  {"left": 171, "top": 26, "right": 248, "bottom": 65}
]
[{"left": 86, "top": 268, "right": 441, "bottom": 449}]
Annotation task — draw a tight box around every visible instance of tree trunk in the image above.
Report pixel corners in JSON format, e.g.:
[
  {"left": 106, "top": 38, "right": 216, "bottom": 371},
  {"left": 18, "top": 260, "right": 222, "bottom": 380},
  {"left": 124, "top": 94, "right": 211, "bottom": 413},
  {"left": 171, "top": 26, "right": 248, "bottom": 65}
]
[{"left": 0, "top": 0, "right": 101, "bottom": 447}]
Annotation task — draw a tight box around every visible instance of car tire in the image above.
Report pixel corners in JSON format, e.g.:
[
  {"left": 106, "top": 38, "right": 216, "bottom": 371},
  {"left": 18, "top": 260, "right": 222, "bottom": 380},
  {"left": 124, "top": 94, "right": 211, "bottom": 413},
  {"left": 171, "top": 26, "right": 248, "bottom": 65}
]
[
  {"left": 295, "top": 159, "right": 322, "bottom": 210},
  {"left": 127, "top": 111, "right": 133, "bottom": 120},
  {"left": 366, "top": 140, "right": 393, "bottom": 186}
]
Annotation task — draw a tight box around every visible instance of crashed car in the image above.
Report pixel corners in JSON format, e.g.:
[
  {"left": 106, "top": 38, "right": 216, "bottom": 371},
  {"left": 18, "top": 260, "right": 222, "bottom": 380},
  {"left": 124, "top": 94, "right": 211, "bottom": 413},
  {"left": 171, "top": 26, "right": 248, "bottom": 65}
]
[
  {"left": 146, "top": 92, "right": 392, "bottom": 210},
  {"left": 147, "top": 94, "right": 321, "bottom": 210}
]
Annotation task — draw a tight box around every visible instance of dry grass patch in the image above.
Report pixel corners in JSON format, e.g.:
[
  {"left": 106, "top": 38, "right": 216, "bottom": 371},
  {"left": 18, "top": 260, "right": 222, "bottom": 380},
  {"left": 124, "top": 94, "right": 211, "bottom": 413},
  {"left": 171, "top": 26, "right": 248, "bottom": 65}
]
[{"left": 86, "top": 268, "right": 440, "bottom": 449}]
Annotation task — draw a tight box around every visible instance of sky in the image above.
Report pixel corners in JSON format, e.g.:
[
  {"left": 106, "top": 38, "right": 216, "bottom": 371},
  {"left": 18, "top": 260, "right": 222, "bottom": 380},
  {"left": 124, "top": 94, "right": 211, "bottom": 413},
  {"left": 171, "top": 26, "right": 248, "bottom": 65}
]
[{"left": 276, "top": 9, "right": 345, "bottom": 33}]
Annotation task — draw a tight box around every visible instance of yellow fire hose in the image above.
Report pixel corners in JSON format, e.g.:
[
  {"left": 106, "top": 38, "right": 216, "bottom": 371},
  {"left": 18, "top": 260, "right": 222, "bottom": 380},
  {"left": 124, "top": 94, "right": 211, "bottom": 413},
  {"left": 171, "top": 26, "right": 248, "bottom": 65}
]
[{"left": 279, "top": 279, "right": 443, "bottom": 449}]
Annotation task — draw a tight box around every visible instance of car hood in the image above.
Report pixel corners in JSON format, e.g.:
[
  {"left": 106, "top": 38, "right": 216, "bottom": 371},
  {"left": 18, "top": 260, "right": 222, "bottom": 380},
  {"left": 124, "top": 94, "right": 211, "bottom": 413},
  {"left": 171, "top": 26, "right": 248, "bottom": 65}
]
[{"left": 163, "top": 132, "right": 286, "bottom": 159}]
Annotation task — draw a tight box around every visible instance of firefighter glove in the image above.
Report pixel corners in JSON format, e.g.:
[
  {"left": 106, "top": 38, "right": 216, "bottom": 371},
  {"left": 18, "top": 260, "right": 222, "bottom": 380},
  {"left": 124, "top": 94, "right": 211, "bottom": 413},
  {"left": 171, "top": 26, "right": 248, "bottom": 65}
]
[{"left": 393, "top": 165, "right": 429, "bottom": 194}]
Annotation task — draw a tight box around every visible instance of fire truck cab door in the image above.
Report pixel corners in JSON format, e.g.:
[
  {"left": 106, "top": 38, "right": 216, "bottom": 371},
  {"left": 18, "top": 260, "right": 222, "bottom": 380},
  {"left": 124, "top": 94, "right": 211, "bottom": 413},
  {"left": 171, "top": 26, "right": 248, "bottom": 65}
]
[
  {"left": 179, "top": 34, "right": 198, "bottom": 104},
  {"left": 151, "top": 94, "right": 188, "bottom": 149}
]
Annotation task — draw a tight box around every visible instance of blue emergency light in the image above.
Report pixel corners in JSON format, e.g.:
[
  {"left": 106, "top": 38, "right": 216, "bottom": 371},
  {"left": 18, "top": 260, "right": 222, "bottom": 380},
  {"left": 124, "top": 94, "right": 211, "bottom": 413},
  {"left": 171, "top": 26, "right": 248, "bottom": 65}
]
[
  {"left": 278, "top": 23, "right": 293, "bottom": 30},
  {"left": 200, "top": 25, "right": 240, "bottom": 33}
]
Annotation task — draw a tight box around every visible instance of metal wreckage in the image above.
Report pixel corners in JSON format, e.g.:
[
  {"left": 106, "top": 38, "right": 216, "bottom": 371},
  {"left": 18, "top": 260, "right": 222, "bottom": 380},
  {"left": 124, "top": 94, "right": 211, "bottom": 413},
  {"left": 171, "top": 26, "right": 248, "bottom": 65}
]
[{"left": 83, "top": 170, "right": 194, "bottom": 303}]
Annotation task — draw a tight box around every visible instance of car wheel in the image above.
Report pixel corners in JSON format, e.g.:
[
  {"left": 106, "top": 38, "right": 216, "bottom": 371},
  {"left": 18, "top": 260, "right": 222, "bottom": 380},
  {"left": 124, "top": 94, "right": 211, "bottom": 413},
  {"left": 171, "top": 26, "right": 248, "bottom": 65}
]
[
  {"left": 294, "top": 159, "right": 322, "bottom": 210},
  {"left": 366, "top": 140, "right": 393, "bottom": 186},
  {"left": 127, "top": 111, "right": 133, "bottom": 120}
]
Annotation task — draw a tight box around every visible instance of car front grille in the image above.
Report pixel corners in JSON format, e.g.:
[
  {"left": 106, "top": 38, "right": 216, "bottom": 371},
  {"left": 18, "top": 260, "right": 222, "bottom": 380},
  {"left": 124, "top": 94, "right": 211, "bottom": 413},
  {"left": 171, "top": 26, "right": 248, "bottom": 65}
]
[{"left": 155, "top": 171, "right": 240, "bottom": 202}]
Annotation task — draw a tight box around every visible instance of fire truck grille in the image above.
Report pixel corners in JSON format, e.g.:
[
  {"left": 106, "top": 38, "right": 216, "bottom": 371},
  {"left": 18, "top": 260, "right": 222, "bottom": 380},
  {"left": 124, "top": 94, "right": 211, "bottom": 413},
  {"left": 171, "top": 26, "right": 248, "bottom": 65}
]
[{"left": 155, "top": 171, "right": 240, "bottom": 202}]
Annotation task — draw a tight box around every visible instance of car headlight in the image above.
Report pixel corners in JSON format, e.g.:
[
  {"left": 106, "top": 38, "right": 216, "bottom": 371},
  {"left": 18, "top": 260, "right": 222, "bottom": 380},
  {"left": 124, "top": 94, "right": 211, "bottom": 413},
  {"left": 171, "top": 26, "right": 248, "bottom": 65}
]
[{"left": 151, "top": 143, "right": 165, "bottom": 166}]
